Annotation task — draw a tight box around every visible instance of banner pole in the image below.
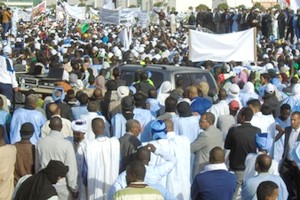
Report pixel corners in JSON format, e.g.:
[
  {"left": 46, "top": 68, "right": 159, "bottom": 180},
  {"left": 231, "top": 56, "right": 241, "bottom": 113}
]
[{"left": 254, "top": 27, "right": 257, "bottom": 65}]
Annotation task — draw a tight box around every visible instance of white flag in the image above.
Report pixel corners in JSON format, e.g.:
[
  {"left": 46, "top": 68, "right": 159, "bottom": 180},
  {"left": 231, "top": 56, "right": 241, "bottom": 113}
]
[{"left": 189, "top": 28, "right": 256, "bottom": 62}]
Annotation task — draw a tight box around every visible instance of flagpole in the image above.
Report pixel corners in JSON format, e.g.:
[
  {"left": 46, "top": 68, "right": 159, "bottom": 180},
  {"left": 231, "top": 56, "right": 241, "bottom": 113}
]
[{"left": 66, "top": 14, "right": 69, "bottom": 36}]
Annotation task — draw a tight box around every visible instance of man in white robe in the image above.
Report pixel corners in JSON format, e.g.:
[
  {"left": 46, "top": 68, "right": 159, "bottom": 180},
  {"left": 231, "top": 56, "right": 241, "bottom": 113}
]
[
  {"left": 176, "top": 101, "right": 200, "bottom": 143},
  {"left": 69, "top": 119, "right": 89, "bottom": 200},
  {"left": 208, "top": 89, "right": 230, "bottom": 126},
  {"left": 83, "top": 118, "right": 120, "bottom": 200},
  {"left": 248, "top": 99, "right": 276, "bottom": 136},
  {"left": 80, "top": 101, "right": 110, "bottom": 140},
  {"left": 150, "top": 119, "right": 191, "bottom": 200},
  {"left": 108, "top": 144, "right": 177, "bottom": 200}
]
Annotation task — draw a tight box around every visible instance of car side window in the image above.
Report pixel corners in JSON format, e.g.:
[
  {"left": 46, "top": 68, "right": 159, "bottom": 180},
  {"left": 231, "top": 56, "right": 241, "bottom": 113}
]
[
  {"left": 120, "top": 71, "right": 135, "bottom": 86},
  {"left": 150, "top": 72, "right": 164, "bottom": 89},
  {"left": 175, "top": 73, "right": 191, "bottom": 88},
  {"left": 190, "top": 73, "right": 216, "bottom": 90}
]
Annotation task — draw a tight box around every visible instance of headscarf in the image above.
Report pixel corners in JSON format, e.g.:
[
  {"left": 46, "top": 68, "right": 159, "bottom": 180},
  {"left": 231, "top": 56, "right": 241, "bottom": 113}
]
[
  {"left": 151, "top": 120, "right": 167, "bottom": 140},
  {"left": 242, "top": 82, "right": 255, "bottom": 94},
  {"left": 157, "top": 81, "right": 172, "bottom": 106},
  {"left": 255, "top": 133, "right": 273, "bottom": 152},
  {"left": 15, "top": 160, "right": 69, "bottom": 200},
  {"left": 52, "top": 86, "right": 65, "bottom": 102}
]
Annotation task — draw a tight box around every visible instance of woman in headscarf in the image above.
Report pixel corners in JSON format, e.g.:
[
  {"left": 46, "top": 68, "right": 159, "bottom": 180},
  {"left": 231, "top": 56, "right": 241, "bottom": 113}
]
[
  {"left": 157, "top": 81, "right": 172, "bottom": 107},
  {"left": 239, "top": 82, "right": 259, "bottom": 107},
  {"left": 14, "top": 160, "right": 69, "bottom": 200}
]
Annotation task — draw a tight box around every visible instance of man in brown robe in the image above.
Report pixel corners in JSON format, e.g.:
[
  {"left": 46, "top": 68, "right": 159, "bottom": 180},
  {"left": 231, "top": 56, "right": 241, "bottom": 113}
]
[{"left": 14, "top": 122, "right": 35, "bottom": 184}]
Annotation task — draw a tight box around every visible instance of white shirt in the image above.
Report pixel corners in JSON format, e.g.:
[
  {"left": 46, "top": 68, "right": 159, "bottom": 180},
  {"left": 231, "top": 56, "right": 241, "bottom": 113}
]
[
  {"left": 0, "top": 56, "right": 18, "bottom": 88},
  {"left": 208, "top": 100, "right": 229, "bottom": 126},
  {"left": 288, "top": 127, "right": 300, "bottom": 160}
]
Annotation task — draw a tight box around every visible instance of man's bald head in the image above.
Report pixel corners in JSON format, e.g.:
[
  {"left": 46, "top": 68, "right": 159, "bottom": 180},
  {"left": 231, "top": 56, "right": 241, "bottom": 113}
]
[
  {"left": 255, "top": 154, "right": 272, "bottom": 173},
  {"left": 92, "top": 118, "right": 105, "bottom": 136},
  {"left": 164, "top": 119, "right": 174, "bottom": 132},
  {"left": 48, "top": 103, "right": 60, "bottom": 116},
  {"left": 93, "top": 88, "right": 103, "bottom": 98},
  {"left": 209, "top": 147, "right": 225, "bottom": 164},
  {"left": 87, "top": 101, "right": 98, "bottom": 112},
  {"left": 218, "top": 88, "right": 227, "bottom": 100},
  {"left": 137, "top": 146, "right": 151, "bottom": 165},
  {"left": 25, "top": 94, "right": 38, "bottom": 108},
  {"left": 49, "top": 116, "right": 62, "bottom": 131}
]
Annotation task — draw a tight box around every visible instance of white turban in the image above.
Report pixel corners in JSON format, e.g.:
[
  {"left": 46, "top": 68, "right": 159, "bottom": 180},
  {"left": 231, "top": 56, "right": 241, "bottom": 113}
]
[{"left": 71, "top": 119, "right": 88, "bottom": 133}]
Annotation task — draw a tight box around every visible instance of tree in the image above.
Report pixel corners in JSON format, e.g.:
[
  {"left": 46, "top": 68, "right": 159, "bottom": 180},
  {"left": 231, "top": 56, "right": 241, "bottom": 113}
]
[
  {"left": 217, "top": 3, "right": 229, "bottom": 10},
  {"left": 252, "top": 2, "right": 265, "bottom": 11},
  {"left": 188, "top": 6, "right": 193, "bottom": 11},
  {"left": 153, "top": 1, "right": 166, "bottom": 7},
  {"left": 196, "top": 4, "right": 209, "bottom": 11},
  {"left": 129, "top": 4, "right": 137, "bottom": 8},
  {"left": 237, "top": 5, "right": 245, "bottom": 10}
]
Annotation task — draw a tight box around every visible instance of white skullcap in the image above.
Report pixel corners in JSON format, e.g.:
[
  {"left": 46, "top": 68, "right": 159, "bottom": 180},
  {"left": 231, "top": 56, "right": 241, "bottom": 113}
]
[
  {"left": 265, "top": 83, "right": 275, "bottom": 94},
  {"left": 107, "top": 52, "right": 114, "bottom": 58},
  {"left": 114, "top": 49, "right": 122, "bottom": 58},
  {"left": 229, "top": 84, "right": 240, "bottom": 94},
  {"left": 93, "top": 46, "right": 99, "bottom": 52},
  {"left": 117, "top": 86, "right": 129, "bottom": 99},
  {"left": 71, "top": 119, "right": 88, "bottom": 133},
  {"left": 51, "top": 49, "right": 58, "bottom": 55},
  {"left": 292, "top": 83, "right": 300, "bottom": 95},
  {"left": 262, "top": 54, "right": 269, "bottom": 59},
  {"left": 265, "top": 63, "right": 274, "bottom": 70},
  {"left": 3, "top": 45, "right": 12, "bottom": 55},
  {"left": 35, "top": 42, "right": 41, "bottom": 50}
]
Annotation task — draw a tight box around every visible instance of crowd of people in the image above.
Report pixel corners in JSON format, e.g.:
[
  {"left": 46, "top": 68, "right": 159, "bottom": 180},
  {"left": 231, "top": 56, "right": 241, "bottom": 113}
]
[{"left": 1, "top": 3, "right": 300, "bottom": 200}]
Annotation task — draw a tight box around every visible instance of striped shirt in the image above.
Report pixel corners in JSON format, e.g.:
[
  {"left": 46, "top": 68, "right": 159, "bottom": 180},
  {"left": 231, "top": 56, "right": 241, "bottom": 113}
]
[{"left": 113, "top": 182, "right": 163, "bottom": 200}]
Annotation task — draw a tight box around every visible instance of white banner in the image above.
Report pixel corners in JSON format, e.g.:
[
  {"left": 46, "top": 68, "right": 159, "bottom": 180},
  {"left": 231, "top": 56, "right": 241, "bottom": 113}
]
[
  {"left": 63, "top": 2, "right": 86, "bottom": 20},
  {"left": 89, "top": 7, "right": 99, "bottom": 22},
  {"left": 189, "top": 28, "right": 256, "bottom": 62},
  {"left": 100, "top": 8, "right": 120, "bottom": 25},
  {"left": 137, "top": 11, "right": 149, "bottom": 28},
  {"left": 120, "top": 8, "right": 140, "bottom": 23},
  {"left": 17, "top": 8, "right": 32, "bottom": 22}
]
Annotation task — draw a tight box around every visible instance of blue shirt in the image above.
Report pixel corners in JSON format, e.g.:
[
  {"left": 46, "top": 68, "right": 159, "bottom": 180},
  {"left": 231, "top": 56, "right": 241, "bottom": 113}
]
[
  {"left": 191, "top": 169, "right": 237, "bottom": 200},
  {"left": 71, "top": 105, "right": 88, "bottom": 120},
  {"left": 242, "top": 172, "right": 288, "bottom": 200},
  {"left": 191, "top": 97, "right": 212, "bottom": 115}
]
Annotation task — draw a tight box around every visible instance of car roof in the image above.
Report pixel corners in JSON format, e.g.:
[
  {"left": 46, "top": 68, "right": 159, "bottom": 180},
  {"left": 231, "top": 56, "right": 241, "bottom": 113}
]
[{"left": 117, "top": 64, "right": 209, "bottom": 73}]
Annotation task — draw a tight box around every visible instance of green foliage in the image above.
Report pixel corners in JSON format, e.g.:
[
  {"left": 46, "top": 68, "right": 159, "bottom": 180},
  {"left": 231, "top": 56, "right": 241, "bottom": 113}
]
[
  {"left": 153, "top": 1, "right": 166, "bottom": 7},
  {"left": 129, "top": 4, "right": 137, "bottom": 8},
  {"left": 188, "top": 6, "right": 193, "bottom": 10},
  {"left": 271, "top": 4, "right": 281, "bottom": 10},
  {"left": 217, "top": 3, "right": 229, "bottom": 10},
  {"left": 252, "top": 2, "right": 265, "bottom": 11},
  {"left": 237, "top": 5, "right": 245, "bottom": 10},
  {"left": 196, "top": 4, "right": 209, "bottom": 11}
]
